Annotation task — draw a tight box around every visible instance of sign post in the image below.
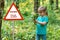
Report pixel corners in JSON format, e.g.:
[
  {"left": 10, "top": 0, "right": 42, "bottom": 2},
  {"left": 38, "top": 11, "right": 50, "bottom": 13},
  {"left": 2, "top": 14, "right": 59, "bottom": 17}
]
[
  {"left": 4, "top": 2, "right": 24, "bottom": 40},
  {"left": 12, "top": 21, "right": 15, "bottom": 40}
]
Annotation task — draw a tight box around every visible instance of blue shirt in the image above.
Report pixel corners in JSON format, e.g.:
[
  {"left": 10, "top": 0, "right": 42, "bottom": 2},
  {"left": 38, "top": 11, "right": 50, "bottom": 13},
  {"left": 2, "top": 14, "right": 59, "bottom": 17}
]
[{"left": 36, "top": 16, "right": 48, "bottom": 34}]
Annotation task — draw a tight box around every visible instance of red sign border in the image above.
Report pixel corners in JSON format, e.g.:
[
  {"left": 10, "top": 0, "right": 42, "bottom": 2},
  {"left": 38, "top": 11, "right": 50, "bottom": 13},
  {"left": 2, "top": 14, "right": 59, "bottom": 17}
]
[{"left": 4, "top": 2, "right": 24, "bottom": 20}]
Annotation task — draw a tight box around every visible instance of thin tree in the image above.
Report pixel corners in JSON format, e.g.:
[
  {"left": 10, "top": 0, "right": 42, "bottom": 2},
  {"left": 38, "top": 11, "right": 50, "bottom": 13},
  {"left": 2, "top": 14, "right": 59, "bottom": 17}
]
[
  {"left": 16, "top": 0, "right": 19, "bottom": 8},
  {"left": 49, "top": 0, "right": 54, "bottom": 10},
  {"left": 34, "top": 0, "right": 40, "bottom": 19},
  {"left": 34, "top": 0, "right": 40, "bottom": 13},
  {"left": 33, "top": 0, "right": 40, "bottom": 25},
  {"left": 0, "top": 0, "right": 4, "bottom": 40},
  {"left": 56, "top": 0, "right": 58, "bottom": 9}
]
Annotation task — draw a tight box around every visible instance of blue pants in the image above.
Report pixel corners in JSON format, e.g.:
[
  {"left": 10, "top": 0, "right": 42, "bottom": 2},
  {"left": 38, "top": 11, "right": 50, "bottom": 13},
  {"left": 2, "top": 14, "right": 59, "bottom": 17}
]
[{"left": 36, "top": 34, "right": 46, "bottom": 40}]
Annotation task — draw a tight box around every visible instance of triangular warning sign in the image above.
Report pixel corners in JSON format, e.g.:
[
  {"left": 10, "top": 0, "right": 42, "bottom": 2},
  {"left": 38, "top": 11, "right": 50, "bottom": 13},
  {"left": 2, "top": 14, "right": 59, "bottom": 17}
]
[{"left": 4, "top": 2, "right": 24, "bottom": 20}]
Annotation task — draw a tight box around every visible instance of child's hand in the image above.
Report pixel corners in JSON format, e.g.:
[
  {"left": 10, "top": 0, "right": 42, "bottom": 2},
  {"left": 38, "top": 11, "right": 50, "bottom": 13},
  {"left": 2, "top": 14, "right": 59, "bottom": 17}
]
[
  {"left": 33, "top": 18, "right": 37, "bottom": 24},
  {"left": 39, "top": 22, "right": 47, "bottom": 25},
  {"left": 36, "top": 20, "right": 47, "bottom": 25},
  {"left": 34, "top": 20, "right": 37, "bottom": 23}
]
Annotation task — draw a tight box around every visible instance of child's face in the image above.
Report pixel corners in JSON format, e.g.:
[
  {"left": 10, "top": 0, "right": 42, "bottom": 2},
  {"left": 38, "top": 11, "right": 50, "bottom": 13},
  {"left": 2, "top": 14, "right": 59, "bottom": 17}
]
[{"left": 39, "top": 11, "right": 46, "bottom": 16}]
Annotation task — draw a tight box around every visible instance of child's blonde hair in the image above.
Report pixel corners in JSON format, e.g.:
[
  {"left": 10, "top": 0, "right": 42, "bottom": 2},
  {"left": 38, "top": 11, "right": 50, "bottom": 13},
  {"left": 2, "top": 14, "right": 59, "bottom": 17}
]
[{"left": 38, "top": 6, "right": 48, "bottom": 16}]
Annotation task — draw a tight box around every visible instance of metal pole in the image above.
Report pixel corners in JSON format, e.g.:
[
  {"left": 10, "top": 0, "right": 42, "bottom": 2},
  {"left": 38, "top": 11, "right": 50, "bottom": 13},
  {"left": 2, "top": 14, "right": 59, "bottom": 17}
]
[{"left": 12, "top": 21, "right": 15, "bottom": 40}]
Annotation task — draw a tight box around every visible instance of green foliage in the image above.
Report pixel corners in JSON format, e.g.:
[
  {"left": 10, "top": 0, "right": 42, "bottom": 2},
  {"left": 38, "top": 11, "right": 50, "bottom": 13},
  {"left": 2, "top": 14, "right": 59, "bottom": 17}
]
[{"left": 2, "top": 0, "right": 60, "bottom": 40}]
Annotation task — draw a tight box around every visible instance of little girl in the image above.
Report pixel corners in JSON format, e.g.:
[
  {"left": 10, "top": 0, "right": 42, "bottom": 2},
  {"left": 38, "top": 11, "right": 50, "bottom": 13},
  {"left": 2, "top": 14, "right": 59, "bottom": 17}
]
[{"left": 34, "top": 6, "right": 48, "bottom": 40}]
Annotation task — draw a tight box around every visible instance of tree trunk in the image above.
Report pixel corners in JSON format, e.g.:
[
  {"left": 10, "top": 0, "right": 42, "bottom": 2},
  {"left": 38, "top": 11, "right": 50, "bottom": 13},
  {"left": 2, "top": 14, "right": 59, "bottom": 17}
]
[
  {"left": 16, "top": 0, "right": 19, "bottom": 8},
  {"left": 13, "top": 0, "right": 19, "bottom": 8},
  {"left": 56, "top": 0, "right": 58, "bottom": 9},
  {"left": 0, "top": 9, "right": 2, "bottom": 40},
  {"left": 50, "top": 0, "right": 54, "bottom": 10},
  {"left": 34, "top": 0, "right": 40, "bottom": 24},
  {"left": 34, "top": 0, "right": 40, "bottom": 13},
  {"left": 0, "top": 0, "right": 4, "bottom": 40}
]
